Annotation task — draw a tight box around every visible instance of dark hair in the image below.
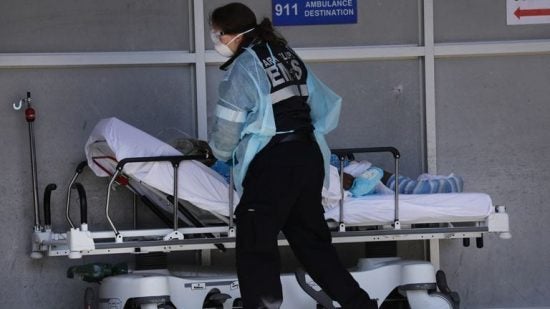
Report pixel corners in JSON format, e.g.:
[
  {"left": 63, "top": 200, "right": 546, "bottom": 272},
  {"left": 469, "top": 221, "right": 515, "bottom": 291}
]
[
  {"left": 210, "top": 2, "right": 287, "bottom": 48},
  {"left": 256, "top": 17, "right": 287, "bottom": 46}
]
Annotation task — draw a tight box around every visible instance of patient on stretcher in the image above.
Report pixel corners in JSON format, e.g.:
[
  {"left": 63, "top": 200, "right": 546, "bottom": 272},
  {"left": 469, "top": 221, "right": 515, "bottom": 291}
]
[
  {"left": 197, "top": 147, "right": 463, "bottom": 199},
  {"left": 329, "top": 154, "right": 464, "bottom": 197},
  {"left": 172, "top": 138, "right": 464, "bottom": 210}
]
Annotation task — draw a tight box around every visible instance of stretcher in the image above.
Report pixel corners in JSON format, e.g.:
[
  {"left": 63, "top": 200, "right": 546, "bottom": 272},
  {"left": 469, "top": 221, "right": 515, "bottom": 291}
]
[{"left": 30, "top": 117, "right": 511, "bottom": 308}]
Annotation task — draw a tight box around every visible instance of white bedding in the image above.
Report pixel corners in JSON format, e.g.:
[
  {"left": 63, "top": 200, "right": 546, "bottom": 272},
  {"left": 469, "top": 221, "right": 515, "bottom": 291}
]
[
  {"left": 85, "top": 117, "right": 238, "bottom": 217},
  {"left": 323, "top": 193, "right": 492, "bottom": 225},
  {"left": 85, "top": 118, "right": 493, "bottom": 225}
]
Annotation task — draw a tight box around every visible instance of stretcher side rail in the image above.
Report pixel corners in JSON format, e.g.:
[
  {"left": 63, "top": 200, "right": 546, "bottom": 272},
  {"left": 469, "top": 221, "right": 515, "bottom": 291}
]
[
  {"left": 331, "top": 147, "right": 402, "bottom": 231},
  {"left": 107, "top": 154, "right": 212, "bottom": 242},
  {"left": 66, "top": 159, "right": 218, "bottom": 235},
  {"left": 116, "top": 154, "right": 208, "bottom": 170},
  {"left": 331, "top": 147, "right": 401, "bottom": 159}
]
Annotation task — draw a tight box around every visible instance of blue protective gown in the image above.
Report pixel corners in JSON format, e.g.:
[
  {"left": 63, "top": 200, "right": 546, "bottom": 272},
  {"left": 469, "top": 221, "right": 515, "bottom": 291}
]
[{"left": 209, "top": 43, "right": 342, "bottom": 194}]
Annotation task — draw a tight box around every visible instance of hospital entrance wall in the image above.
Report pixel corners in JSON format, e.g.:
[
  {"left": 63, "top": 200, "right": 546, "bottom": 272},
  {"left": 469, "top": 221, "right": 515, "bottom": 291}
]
[
  {"left": 433, "top": 1, "right": 550, "bottom": 307},
  {"left": 0, "top": 1, "right": 198, "bottom": 308},
  {"left": 0, "top": 0, "right": 549, "bottom": 308}
]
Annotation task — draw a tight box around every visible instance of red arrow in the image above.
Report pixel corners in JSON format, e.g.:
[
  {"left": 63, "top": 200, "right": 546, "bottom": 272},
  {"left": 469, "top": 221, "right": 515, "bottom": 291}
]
[{"left": 514, "top": 7, "right": 550, "bottom": 19}]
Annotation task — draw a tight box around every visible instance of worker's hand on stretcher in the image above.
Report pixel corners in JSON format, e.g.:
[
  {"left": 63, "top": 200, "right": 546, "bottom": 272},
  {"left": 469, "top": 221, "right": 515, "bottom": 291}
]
[{"left": 172, "top": 138, "right": 217, "bottom": 167}]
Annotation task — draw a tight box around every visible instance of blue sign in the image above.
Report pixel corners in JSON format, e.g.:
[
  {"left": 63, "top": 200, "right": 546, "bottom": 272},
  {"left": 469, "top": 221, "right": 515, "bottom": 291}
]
[{"left": 272, "top": 0, "right": 357, "bottom": 26}]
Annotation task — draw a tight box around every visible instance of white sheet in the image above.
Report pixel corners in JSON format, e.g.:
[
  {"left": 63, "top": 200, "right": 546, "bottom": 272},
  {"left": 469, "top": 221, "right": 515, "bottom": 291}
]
[
  {"left": 323, "top": 193, "right": 492, "bottom": 225},
  {"left": 85, "top": 117, "right": 239, "bottom": 217},
  {"left": 85, "top": 118, "right": 493, "bottom": 225}
]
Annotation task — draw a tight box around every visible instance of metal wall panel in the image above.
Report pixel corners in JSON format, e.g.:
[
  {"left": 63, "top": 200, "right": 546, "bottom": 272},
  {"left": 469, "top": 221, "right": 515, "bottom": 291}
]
[
  {"left": 435, "top": 0, "right": 550, "bottom": 43},
  {"left": 436, "top": 55, "right": 550, "bottom": 308},
  {"left": 0, "top": 0, "right": 190, "bottom": 52}
]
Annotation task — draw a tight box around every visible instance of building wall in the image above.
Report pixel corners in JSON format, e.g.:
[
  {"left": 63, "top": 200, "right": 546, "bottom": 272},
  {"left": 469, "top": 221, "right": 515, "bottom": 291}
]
[
  {"left": 436, "top": 55, "right": 550, "bottom": 307},
  {"left": 434, "top": 1, "right": 550, "bottom": 307},
  {"left": 0, "top": 1, "right": 195, "bottom": 307},
  {"left": 0, "top": 0, "right": 548, "bottom": 308}
]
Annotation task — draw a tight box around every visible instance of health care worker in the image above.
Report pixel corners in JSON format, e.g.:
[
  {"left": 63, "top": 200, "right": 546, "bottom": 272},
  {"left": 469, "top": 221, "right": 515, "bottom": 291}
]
[{"left": 208, "top": 3, "right": 377, "bottom": 309}]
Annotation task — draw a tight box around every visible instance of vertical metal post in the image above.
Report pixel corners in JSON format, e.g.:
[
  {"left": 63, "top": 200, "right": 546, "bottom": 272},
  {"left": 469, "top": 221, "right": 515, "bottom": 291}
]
[
  {"left": 193, "top": 0, "right": 208, "bottom": 140},
  {"left": 423, "top": 0, "right": 437, "bottom": 175},
  {"left": 338, "top": 158, "right": 344, "bottom": 222},
  {"left": 423, "top": 0, "right": 441, "bottom": 266},
  {"left": 65, "top": 173, "right": 79, "bottom": 229},
  {"left": 133, "top": 193, "right": 138, "bottom": 229},
  {"left": 226, "top": 167, "right": 237, "bottom": 238},
  {"left": 339, "top": 157, "right": 345, "bottom": 232},
  {"left": 106, "top": 170, "right": 121, "bottom": 237},
  {"left": 29, "top": 120, "right": 41, "bottom": 230},
  {"left": 429, "top": 239, "right": 441, "bottom": 270},
  {"left": 173, "top": 163, "right": 179, "bottom": 231},
  {"left": 228, "top": 169, "right": 234, "bottom": 227},
  {"left": 162, "top": 161, "right": 184, "bottom": 241},
  {"left": 393, "top": 157, "right": 401, "bottom": 230},
  {"left": 24, "top": 93, "right": 41, "bottom": 231}
]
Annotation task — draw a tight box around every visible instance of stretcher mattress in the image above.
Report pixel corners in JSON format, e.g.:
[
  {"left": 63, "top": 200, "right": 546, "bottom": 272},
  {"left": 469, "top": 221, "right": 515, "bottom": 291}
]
[
  {"left": 323, "top": 193, "right": 492, "bottom": 225},
  {"left": 85, "top": 118, "right": 493, "bottom": 225}
]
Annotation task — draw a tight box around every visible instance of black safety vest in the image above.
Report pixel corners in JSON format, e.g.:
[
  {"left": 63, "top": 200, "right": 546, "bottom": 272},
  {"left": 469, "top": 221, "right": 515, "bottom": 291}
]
[{"left": 251, "top": 42, "right": 313, "bottom": 133}]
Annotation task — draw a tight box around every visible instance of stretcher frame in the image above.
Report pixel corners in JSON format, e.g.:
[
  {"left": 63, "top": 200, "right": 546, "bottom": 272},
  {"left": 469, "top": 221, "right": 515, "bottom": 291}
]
[{"left": 30, "top": 147, "right": 511, "bottom": 260}]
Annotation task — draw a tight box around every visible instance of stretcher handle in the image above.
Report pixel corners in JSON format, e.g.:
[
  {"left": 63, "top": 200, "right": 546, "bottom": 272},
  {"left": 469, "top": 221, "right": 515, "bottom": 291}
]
[
  {"left": 65, "top": 161, "right": 88, "bottom": 229},
  {"left": 116, "top": 154, "right": 208, "bottom": 171},
  {"left": 43, "top": 183, "right": 57, "bottom": 227},
  {"left": 72, "top": 183, "right": 88, "bottom": 225},
  {"left": 331, "top": 146, "right": 400, "bottom": 159},
  {"left": 75, "top": 160, "right": 88, "bottom": 173}
]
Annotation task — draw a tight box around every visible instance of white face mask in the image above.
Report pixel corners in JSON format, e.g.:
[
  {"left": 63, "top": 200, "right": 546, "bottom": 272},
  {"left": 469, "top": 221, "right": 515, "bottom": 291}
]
[{"left": 210, "top": 28, "right": 254, "bottom": 58}]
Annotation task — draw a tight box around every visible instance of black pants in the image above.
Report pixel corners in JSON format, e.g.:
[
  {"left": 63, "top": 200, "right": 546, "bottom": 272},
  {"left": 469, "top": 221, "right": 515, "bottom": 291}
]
[{"left": 235, "top": 140, "right": 374, "bottom": 309}]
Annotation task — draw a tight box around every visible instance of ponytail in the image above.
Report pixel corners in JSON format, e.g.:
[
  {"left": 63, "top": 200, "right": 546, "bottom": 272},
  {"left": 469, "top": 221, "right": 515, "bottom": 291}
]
[{"left": 254, "top": 18, "right": 287, "bottom": 46}]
